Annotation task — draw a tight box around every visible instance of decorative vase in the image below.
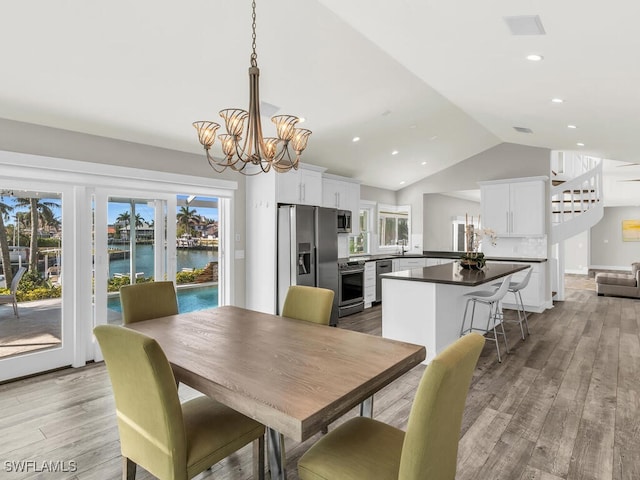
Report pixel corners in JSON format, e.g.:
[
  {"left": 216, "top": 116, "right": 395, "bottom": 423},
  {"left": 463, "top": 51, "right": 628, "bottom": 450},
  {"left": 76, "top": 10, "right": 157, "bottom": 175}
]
[{"left": 460, "top": 252, "right": 486, "bottom": 270}]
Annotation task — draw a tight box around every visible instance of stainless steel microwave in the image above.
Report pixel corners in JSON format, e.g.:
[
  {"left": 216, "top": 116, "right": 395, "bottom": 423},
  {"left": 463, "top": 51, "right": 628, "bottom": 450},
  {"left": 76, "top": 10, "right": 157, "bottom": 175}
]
[{"left": 337, "top": 209, "right": 352, "bottom": 233}]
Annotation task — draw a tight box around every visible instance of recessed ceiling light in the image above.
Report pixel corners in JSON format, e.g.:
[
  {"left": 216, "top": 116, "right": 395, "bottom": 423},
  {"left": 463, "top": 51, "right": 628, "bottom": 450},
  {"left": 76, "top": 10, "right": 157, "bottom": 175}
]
[
  {"left": 526, "top": 54, "right": 543, "bottom": 62},
  {"left": 421, "top": 161, "right": 427, "bottom": 166},
  {"left": 298, "top": 117, "right": 306, "bottom": 123},
  {"left": 551, "top": 98, "right": 564, "bottom": 103},
  {"left": 399, "top": 181, "right": 406, "bottom": 185},
  {"left": 392, "top": 150, "right": 399, "bottom": 155},
  {"left": 352, "top": 136, "right": 360, "bottom": 142},
  {"left": 567, "top": 124, "right": 577, "bottom": 129},
  {"left": 576, "top": 142, "right": 585, "bottom": 147}
]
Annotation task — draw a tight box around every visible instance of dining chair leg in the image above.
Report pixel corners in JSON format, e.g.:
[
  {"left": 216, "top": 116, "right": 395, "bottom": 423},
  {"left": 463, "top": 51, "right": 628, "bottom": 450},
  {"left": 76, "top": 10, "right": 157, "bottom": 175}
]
[
  {"left": 122, "top": 457, "right": 136, "bottom": 480},
  {"left": 253, "top": 435, "right": 265, "bottom": 480},
  {"left": 359, "top": 395, "right": 374, "bottom": 417},
  {"left": 267, "top": 427, "right": 287, "bottom": 480}
]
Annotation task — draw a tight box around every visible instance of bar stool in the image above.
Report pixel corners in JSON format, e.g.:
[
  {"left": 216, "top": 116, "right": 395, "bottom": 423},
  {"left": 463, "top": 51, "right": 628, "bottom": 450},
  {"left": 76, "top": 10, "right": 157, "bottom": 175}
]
[
  {"left": 493, "top": 268, "right": 532, "bottom": 341},
  {"left": 460, "top": 275, "right": 512, "bottom": 362}
]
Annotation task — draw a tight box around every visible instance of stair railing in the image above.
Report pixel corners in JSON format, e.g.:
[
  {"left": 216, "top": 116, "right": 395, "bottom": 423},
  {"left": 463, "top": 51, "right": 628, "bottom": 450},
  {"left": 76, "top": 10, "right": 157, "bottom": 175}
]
[{"left": 551, "top": 158, "right": 602, "bottom": 225}]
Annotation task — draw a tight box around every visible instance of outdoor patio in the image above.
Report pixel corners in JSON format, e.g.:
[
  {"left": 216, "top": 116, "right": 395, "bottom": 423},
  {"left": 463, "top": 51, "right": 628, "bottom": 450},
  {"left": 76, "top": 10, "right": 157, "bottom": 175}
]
[{"left": 0, "top": 298, "right": 123, "bottom": 360}]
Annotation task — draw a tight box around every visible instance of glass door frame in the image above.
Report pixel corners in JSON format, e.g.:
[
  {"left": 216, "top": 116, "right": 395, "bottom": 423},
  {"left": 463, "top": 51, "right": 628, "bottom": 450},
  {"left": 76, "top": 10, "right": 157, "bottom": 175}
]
[
  {"left": 0, "top": 178, "right": 76, "bottom": 381},
  {"left": 92, "top": 189, "right": 176, "bottom": 336}
]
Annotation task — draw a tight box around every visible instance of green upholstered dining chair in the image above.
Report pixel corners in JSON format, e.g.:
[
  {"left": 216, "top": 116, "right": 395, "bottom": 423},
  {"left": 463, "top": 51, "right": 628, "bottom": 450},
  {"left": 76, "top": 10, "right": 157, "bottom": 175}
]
[
  {"left": 298, "top": 332, "right": 485, "bottom": 480},
  {"left": 119, "top": 281, "right": 179, "bottom": 324},
  {"left": 94, "top": 324, "right": 265, "bottom": 480},
  {"left": 281, "top": 285, "right": 334, "bottom": 325}
]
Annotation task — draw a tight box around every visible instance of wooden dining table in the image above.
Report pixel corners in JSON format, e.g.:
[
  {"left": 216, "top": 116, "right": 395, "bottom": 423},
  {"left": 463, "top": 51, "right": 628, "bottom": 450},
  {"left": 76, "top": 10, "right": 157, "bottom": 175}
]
[{"left": 126, "top": 305, "right": 426, "bottom": 479}]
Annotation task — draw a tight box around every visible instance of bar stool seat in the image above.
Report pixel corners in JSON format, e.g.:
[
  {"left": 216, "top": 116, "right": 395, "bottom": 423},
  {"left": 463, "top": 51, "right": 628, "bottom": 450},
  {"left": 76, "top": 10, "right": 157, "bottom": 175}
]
[
  {"left": 460, "top": 275, "right": 512, "bottom": 362},
  {"left": 492, "top": 268, "right": 532, "bottom": 341}
]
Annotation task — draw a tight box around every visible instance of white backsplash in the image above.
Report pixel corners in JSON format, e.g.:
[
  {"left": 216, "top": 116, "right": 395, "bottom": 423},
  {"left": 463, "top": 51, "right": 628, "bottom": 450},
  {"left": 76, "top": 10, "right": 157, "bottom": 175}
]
[{"left": 481, "top": 235, "right": 548, "bottom": 259}]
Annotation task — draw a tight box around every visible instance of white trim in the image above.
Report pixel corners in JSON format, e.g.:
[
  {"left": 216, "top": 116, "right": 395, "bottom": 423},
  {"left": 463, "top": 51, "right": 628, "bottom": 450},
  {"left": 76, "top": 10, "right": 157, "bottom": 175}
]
[
  {"left": 0, "top": 150, "right": 237, "bottom": 193},
  {"left": 478, "top": 175, "right": 549, "bottom": 186}
]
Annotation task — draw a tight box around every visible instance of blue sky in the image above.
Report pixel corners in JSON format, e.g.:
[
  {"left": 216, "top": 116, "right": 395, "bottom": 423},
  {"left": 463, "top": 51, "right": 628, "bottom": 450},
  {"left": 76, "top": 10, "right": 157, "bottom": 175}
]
[{"left": 108, "top": 195, "right": 218, "bottom": 224}]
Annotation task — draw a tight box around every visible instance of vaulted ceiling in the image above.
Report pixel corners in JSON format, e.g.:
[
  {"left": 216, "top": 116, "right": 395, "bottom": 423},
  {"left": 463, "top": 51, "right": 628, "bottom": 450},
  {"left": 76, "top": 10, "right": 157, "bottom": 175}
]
[{"left": 1, "top": 1, "right": 639, "bottom": 202}]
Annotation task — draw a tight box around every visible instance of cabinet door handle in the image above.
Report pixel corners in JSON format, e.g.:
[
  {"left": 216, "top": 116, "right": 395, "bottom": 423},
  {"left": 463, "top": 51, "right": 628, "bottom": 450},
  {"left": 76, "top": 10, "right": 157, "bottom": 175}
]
[{"left": 506, "top": 211, "right": 509, "bottom": 232}]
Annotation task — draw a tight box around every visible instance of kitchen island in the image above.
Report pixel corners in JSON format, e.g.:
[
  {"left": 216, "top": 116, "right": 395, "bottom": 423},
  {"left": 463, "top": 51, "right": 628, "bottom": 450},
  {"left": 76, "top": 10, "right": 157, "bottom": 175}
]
[{"left": 381, "top": 262, "right": 529, "bottom": 364}]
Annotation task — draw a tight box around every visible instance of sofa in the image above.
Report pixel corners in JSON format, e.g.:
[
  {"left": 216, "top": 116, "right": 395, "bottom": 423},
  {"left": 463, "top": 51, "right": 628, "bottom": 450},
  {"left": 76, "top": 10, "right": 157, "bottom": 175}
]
[{"left": 595, "top": 263, "right": 640, "bottom": 298}]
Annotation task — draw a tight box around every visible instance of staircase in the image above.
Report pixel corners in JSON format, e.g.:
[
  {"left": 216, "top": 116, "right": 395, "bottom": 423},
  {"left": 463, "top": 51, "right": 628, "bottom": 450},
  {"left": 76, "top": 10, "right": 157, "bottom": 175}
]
[{"left": 550, "top": 152, "right": 604, "bottom": 244}]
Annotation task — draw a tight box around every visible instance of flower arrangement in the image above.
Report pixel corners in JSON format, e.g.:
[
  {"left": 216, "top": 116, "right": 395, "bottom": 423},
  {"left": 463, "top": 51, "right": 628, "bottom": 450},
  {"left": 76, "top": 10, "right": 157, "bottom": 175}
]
[{"left": 461, "top": 214, "right": 497, "bottom": 269}]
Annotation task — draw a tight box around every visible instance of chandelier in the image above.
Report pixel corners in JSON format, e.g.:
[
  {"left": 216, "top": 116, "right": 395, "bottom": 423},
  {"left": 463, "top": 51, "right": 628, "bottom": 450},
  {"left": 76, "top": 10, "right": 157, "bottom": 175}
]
[{"left": 192, "top": 1, "right": 311, "bottom": 175}]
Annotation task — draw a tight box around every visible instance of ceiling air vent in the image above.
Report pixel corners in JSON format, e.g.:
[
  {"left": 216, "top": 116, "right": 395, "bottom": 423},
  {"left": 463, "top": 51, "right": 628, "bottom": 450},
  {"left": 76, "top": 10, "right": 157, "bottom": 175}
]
[
  {"left": 504, "top": 15, "right": 546, "bottom": 35},
  {"left": 513, "top": 126, "right": 534, "bottom": 134}
]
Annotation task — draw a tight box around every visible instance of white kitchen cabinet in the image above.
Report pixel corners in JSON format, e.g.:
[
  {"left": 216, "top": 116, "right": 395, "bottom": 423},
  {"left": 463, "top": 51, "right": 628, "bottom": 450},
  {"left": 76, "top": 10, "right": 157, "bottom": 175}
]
[
  {"left": 277, "top": 167, "right": 322, "bottom": 206},
  {"left": 364, "top": 261, "right": 376, "bottom": 308},
  {"left": 322, "top": 174, "right": 360, "bottom": 235},
  {"left": 425, "top": 258, "right": 454, "bottom": 266},
  {"left": 396, "top": 257, "right": 428, "bottom": 270},
  {"left": 489, "top": 261, "right": 547, "bottom": 313},
  {"left": 480, "top": 177, "right": 546, "bottom": 237}
]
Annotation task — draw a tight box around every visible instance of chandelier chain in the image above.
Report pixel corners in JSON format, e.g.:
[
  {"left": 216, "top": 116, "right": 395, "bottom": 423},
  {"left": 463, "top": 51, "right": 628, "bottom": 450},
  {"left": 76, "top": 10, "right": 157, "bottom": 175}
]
[{"left": 250, "top": 0, "right": 257, "bottom": 67}]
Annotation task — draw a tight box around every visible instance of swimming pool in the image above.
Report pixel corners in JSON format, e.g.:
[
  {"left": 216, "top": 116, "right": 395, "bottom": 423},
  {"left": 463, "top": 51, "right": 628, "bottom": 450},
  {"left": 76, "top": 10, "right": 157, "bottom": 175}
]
[{"left": 107, "top": 284, "right": 218, "bottom": 314}]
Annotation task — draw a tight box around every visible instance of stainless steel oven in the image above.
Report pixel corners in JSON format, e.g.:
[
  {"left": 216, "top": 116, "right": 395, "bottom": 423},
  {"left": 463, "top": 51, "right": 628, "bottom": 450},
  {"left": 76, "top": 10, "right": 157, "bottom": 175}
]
[{"left": 338, "top": 260, "right": 365, "bottom": 317}]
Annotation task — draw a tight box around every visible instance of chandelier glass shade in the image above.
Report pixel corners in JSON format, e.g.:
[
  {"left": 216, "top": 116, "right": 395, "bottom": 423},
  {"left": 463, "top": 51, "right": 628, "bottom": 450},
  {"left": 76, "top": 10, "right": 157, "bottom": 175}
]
[{"left": 193, "top": 1, "right": 311, "bottom": 175}]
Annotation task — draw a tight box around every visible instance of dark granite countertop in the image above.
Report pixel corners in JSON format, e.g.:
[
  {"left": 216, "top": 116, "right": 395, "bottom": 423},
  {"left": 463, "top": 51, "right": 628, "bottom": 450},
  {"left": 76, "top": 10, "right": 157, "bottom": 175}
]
[
  {"left": 342, "top": 252, "right": 547, "bottom": 263},
  {"left": 379, "top": 262, "right": 530, "bottom": 287}
]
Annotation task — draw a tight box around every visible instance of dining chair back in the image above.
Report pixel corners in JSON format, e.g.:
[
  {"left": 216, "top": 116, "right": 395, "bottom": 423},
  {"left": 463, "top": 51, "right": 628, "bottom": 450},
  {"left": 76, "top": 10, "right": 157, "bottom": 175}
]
[
  {"left": 119, "top": 281, "right": 178, "bottom": 324},
  {"left": 399, "top": 332, "right": 485, "bottom": 478},
  {"left": 0, "top": 266, "right": 27, "bottom": 317},
  {"left": 281, "top": 285, "right": 334, "bottom": 325},
  {"left": 298, "top": 332, "right": 485, "bottom": 480},
  {"left": 94, "top": 324, "right": 265, "bottom": 480}
]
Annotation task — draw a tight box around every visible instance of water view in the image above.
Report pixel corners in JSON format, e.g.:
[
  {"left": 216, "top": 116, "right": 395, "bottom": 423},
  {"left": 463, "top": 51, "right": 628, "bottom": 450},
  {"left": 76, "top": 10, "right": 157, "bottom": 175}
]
[{"left": 109, "top": 244, "right": 218, "bottom": 278}]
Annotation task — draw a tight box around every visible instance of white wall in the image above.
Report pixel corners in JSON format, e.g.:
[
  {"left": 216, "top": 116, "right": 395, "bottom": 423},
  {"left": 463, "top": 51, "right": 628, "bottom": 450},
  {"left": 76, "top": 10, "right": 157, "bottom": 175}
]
[
  {"left": 564, "top": 230, "right": 589, "bottom": 274},
  {"left": 590, "top": 206, "right": 640, "bottom": 269},
  {"left": 422, "top": 194, "right": 480, "bottom": 251}
]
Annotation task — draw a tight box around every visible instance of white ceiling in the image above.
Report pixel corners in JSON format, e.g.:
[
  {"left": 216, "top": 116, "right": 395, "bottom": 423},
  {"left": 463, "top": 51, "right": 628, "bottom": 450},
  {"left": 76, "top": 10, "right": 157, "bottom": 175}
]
[{"left": 1, "top": 0, "right": 640, "bottom": 203}]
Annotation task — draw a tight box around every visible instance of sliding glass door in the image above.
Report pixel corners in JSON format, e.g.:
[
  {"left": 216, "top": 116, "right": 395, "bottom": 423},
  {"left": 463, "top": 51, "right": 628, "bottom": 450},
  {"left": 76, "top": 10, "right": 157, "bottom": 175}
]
[
  {"left": 93, "top": 191, "right": 173, "bottom": 327},
  {"left": 0, "top": 182, "right": 74, "bottom": 381}
]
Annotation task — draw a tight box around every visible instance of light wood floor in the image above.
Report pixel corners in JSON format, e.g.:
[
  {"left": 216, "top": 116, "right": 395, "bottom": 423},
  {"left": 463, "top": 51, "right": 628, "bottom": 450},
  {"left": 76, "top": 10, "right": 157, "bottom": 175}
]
[{"left": 1, "top": 279, "right": 638, "bottom": 479}]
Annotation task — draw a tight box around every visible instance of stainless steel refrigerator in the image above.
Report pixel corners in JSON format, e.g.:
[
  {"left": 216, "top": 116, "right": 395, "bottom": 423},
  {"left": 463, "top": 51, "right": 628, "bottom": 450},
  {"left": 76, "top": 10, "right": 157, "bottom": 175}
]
[{"left": 277, "top": 204, "right": 339, "bottom": 326}]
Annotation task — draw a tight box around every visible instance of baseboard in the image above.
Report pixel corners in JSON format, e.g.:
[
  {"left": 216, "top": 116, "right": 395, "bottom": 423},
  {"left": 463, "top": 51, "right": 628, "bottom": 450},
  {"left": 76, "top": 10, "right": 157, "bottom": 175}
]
[{"left": 565, "top": 268, "right": 588, "bottom": 275}]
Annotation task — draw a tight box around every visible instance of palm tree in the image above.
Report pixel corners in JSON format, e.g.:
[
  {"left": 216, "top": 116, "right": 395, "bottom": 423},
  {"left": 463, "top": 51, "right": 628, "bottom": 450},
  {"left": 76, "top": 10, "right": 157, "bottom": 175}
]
[
  {"left": 15, "top": 197, "right": 60, "bottom": 272},
  {"left": 177, "top": 206, "right": 198, "bottom": 236},
  {"left": 0, "top": 198, "right": 14, "bottom": 286},
  {"left": 134, "top": 213, "right": 145, "bottom": 228}
]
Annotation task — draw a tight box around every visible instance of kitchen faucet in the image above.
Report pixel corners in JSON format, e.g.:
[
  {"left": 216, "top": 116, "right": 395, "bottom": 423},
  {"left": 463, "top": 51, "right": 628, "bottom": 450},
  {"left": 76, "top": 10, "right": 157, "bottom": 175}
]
[{"left": 397, "top": 240, "right": 408, "bottom": 255}]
